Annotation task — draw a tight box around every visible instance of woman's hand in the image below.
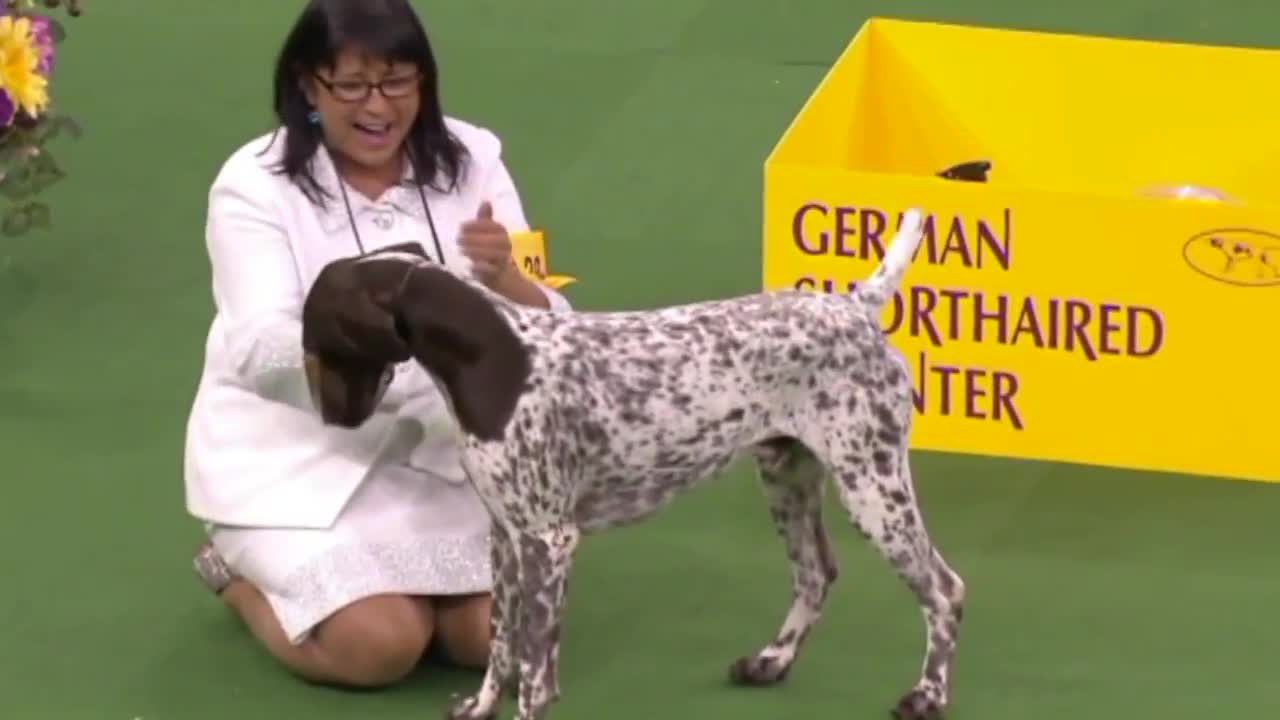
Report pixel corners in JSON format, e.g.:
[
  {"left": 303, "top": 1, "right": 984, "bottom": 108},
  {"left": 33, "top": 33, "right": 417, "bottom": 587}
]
[
  {"left": 458, "top": 201, "right": 512, "bottom": 287},
  {"left": 458, "top": 201, "right": 550, "bottom": 308}
]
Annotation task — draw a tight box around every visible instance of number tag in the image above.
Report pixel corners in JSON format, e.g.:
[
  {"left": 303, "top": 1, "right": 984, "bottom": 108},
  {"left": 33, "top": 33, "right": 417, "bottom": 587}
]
[{"left": 509, "top": 229, "right": 577, "bottom": 289}]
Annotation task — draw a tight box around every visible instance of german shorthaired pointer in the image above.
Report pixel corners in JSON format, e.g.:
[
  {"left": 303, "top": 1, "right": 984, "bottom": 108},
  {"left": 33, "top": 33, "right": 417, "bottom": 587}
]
[{"left": 299, "top": 208, "right": 966, "bottom": 720}]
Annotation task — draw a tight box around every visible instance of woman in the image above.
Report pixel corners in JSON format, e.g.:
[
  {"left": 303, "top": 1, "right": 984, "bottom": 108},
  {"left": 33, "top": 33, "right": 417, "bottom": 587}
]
[{"left": 184, "top": 0, "right": 570, "bottom": 688}]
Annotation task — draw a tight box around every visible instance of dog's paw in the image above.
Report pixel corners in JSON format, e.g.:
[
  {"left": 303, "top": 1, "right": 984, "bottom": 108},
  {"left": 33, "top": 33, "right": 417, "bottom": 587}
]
[
  {"left": 727, "top": 654, "right": 791, "bottom": 687},
  {"left": 890, "top": 688, "right": 945, "bottom": 720},
  {"left": 445, "top": 694, "right": 496, "bottom": 720}
]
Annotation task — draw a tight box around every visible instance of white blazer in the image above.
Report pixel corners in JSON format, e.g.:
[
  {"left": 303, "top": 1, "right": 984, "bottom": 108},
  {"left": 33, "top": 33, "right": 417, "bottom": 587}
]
[{"left": 183, "top": 117, "right": 570, "bottom": 530}]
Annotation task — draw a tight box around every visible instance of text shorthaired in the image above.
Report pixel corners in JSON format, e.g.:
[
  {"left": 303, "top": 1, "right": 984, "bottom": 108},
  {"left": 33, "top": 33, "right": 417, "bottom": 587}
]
[{"left": 792, "top": 279, "right": 1165, "bottom": 362}]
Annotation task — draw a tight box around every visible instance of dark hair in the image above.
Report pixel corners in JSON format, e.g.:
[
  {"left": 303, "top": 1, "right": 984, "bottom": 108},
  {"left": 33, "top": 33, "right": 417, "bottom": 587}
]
[{"left": 262, "top": 0, "right": 468, "bottom": 206}]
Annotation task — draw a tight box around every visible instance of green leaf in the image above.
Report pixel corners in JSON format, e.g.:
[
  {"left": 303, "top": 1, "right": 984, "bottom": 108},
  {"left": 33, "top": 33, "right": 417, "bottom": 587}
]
[
  {"left": 0, "top": 147, "right": 66, "bottom": 200},
  {"left": 1, "top": 201, "right": 51, "bottom": 237},
  {"left": 46, "top": 17, "right": 67, "bottom": 44},
  {"left": 28, "top": 112, "right": 82, "bottom": 144}
]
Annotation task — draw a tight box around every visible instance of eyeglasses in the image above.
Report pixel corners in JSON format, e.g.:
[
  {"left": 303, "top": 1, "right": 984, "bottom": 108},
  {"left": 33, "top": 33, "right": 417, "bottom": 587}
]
[{"left": 314, "top": 72, "right": 420, "bottom": 103}]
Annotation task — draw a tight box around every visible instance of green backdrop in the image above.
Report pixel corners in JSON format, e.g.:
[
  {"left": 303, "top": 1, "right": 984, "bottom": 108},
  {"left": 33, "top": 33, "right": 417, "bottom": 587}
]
[{"left": 2, "top": 1, "right": 1277, "bottom": 718}]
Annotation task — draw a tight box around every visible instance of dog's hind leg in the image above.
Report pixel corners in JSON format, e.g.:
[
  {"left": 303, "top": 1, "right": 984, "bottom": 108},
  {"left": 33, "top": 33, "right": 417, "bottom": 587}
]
[
  {"left": 448, "top": 523, "right": 520, "bottom": 720},
  {"left": 728, "top": 437, "right": 839, "bottom": 687},
  {"left": 513, "top": 524, "right": 579, "bottom": 720},
  {"left": 827, "top": 436, "right": 966, "bottom": 720}
]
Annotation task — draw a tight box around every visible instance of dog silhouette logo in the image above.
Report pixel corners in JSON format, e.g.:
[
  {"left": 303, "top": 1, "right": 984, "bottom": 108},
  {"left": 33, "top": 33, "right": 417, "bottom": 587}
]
[{"left": 1182, "top": 228, "right": 1280, "bottom": 286}]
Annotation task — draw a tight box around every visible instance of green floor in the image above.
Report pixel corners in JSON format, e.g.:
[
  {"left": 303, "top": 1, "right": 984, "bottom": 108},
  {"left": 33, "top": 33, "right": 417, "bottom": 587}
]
[{"left": 2, "top": 1, "right": 1277, "bottom": 718}]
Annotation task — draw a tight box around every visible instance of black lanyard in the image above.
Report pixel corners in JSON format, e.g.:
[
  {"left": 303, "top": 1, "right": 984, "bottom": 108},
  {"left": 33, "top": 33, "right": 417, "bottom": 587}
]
[{"left": 333, "top": 156, "right": 447, "bottom": 266}]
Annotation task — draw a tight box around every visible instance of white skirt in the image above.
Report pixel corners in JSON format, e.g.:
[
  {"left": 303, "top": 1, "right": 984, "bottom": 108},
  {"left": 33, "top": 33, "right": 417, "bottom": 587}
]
[{"left": 208, "top": 427, "right": 493, "bottom": 645}]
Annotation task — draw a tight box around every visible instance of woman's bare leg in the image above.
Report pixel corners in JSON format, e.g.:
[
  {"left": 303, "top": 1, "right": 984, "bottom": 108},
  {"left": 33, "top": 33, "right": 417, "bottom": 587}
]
[
  {"left": 197, "top": 543, "right": 434, "bottom": 688},
  {"left": 431, "top": 593, "right": 493, "bottom": 669}
]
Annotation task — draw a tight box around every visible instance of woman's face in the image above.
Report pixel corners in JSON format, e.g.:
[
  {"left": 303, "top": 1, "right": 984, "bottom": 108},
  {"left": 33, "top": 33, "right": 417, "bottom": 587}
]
[{"left": 304, "top": 48, "right": 422, "bottom": 175}]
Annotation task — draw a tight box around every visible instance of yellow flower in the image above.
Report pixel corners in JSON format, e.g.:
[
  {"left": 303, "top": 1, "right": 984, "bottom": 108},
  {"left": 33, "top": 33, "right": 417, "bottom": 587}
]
[{"left": 0, "top": 15, "right": 49, "bottom": 117}]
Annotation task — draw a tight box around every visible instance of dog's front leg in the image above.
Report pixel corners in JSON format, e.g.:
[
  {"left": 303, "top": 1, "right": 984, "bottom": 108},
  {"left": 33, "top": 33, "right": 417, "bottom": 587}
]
[
  {"left": 514, "top": 525, "right": 579, "bottom": 720},
  {"left": 448, "top": 524, "right": 520, "bottom": 720}
]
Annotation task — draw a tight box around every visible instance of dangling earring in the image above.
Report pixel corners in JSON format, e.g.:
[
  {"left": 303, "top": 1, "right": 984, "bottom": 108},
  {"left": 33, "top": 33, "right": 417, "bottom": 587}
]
[{"left": 307, "top": 109, "right": 321, "bottom": 125}]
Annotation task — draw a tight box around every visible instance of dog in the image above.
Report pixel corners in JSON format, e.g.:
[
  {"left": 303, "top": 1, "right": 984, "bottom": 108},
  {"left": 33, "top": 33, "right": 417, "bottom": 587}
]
[{"left": 299, "top": 208, "right": 966, "bottom": 720}]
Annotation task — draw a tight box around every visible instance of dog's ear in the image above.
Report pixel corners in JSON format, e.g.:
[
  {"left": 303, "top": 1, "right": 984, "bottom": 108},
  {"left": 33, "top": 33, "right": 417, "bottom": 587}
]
[
  {"left": 302, "top": 257, "right": 414, "bottom": 365},
  {"left": 303, "top": 352, "right": 395, "bottom": 428},
  {"left": 300, "top": 255, "right": 419, "bottom": 427},
  {"left": 394, "top": 267, "right": 532, "bottom": 441}
]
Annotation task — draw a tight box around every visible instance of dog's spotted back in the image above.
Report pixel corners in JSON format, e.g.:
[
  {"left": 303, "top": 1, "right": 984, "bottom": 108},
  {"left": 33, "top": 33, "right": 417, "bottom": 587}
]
[{"left": 483, "top": 290, "right": 900, "bottom": 531}]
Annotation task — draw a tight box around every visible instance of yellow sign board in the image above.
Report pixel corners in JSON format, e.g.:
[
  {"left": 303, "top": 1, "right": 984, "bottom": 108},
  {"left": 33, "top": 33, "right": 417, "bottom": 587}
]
[
  {"left": 763, "top": 18, "right": 1280, "bottom": 483},
  {"left": 510, "top": 229, "right": 577, "bottom": 290}
]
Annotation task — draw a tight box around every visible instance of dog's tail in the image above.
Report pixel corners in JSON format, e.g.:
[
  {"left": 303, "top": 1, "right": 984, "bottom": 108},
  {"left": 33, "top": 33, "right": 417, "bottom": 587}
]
[{"left": 853, "top": 208, "right": 925, "bottom": 312}]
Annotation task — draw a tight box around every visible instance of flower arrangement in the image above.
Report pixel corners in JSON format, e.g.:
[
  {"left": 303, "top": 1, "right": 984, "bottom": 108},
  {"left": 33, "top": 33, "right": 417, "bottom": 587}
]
[{"left": 0, "top": 0, "right": 81, "bottom": 237}]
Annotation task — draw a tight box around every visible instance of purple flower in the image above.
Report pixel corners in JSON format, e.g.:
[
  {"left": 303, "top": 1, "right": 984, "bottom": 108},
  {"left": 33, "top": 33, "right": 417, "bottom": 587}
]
[
  {"left": 0, "top": 89, "right": 14, "bottom": 128},
  {"left": 28, "top": 15, "right": 55, "bottom": 74}
]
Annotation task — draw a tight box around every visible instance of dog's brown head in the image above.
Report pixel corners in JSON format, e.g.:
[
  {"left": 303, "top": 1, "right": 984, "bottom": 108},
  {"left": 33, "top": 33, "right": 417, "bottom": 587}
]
[
  {"left": 301, "top": 244, "right": 420, "bottom": 427},
  {"left": 301, "top": 243, "right": 532, "bottom": 441}
]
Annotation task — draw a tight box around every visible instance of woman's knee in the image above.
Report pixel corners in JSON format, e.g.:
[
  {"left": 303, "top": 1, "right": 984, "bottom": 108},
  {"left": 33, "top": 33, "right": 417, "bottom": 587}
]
[
  {"left": 312, "top": 594, "right": 434, "bottom": 687},
  {"left": 433, "top": 593, "right": 493, "bottom": 669}
]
